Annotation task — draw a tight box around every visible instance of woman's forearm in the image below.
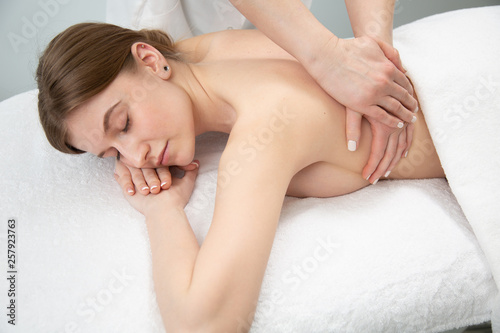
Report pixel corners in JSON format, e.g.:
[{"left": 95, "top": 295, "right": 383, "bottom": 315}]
[
  {"left": 145, "top": 206, "right": 201, "bottom": 329},
  {"left": 345, "top": 0, "right": 396, "bottom": 44}
]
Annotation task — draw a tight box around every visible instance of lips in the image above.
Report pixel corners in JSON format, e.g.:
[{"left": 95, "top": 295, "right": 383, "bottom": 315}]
[{"left": 157, "top": 141, "right": 169, "bottom": 167}]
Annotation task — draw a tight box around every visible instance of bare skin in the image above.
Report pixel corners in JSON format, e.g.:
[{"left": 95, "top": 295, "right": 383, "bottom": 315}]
[{"left": 67, "top": 29, "right": 443, "bottom": 332}]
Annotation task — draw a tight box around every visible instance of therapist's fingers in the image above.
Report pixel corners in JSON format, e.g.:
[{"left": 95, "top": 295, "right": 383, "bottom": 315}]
[
  {"left": 384, "top": 126, "right": 408, "bottom": 177},
  {"left": 368, "top": 129, "right": 401, "bottom": 184},
  {"left": 403, "top": 122, "right": 415, "bottom": 158},
  {"left": 362, "top": 120, "right": 391, "bottom": 181},
  {"left": 376, "top": 92, "right": 417, "bottom": 125},
  {"left": 345, "top": 108, "right": 362, "bottom": 152}
]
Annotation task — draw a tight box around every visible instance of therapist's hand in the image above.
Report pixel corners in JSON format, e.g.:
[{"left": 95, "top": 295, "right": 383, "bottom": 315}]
[
  {"left": 307, "top": 35, "right": 417, "bottom": 180},
  {"left": 310, "top": 35, "right": 417, "bottom": 128}
]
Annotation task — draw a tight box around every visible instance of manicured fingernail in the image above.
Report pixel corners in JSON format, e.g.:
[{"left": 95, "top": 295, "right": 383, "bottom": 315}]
[
  {"left": 397, "top": 122, "right": 404, "bottom": 128},
  {"left": 192, "top": 160, "right": 200, "bottom": 168},
  {"left": 366, "top": 174, "right": 372, "bottom": 181},
  {"left": 411, "top": 115, "right": 417, "bottom": 123},
  {"left": 141, "top": 186, "right": 149, "bottom": 191},
  {"left": 384, "top": 170, "right": 391, "bottom": 178},
  {"left": 347, "top": 140, "right": 357, "bottom": 152},
  {"left": 372, "top": 178, "right": 379, "bottom": 185},
  {"left": 127, "top": 188, "right": 134, "bottom": 195},
  {"left": 414, "top": 106, "right": 419, "bottom": 113},
  {"left": 150, "top": 185, "right": 158, "bottom": 191},
  {"left": 161, "top": 181, "right": 168, "bottom": 187},
  {"left": 404, "top": 150, "right": 408, "bottom": 158}
]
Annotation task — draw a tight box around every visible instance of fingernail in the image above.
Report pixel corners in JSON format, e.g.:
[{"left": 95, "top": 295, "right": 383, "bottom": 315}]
[
  {"left": 414, "top": 106, "right": 419, "bottom": 113},
  {"left": 411, "top": 115, "right": 417, "bottom": 123},
  {"left": 397, "top": 122, "right": 404, "bottom": 128},
  {"left": 192, "top": 160, "right": 200, "bottom": 168},
  {"left": 372, "top": 178, "right": 379, "bottom": 185},
  {"left": 384, "top": 170, "right": 391, "bottom": 178},
  {"left": 150, "top": 185, "right": 158, "bottom": 191},
  {"left": 161, "top": 181, "right": 168, "bottom": 187},
  {"left": 404, "top": 151, "right": 408, "bottom": 158},
  {"left": 366, "top": 174, "right": 372, "bottom": 181},
  {"left": 127, "top": 188, "right": 134, "bottom": 195},
  {"left": 141, "top": 186, "right": 149, "bottom": 191},
  {"left": 347, "top": 140, "right": 357, "bottom": 152}
]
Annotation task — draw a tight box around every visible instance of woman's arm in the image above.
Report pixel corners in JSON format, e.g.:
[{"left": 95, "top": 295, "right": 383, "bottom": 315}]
[{"left": 120, "top": 130, "right": 302, "bottom": 332}]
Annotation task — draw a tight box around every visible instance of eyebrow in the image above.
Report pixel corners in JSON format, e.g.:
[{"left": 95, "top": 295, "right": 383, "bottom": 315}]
[{"left": 97, "top": 101, "right": 120, "bottom": 158}]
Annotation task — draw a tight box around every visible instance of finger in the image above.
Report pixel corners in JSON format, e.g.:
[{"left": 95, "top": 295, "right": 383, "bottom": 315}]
[
  {"left": 367, "top": 105, "right": 405, "bottom": 129},
  {"left": 177, "top": 160, "right": 200, "bottom": 172},
  {"left": 403, "top": 122, "right": 415, "bottom": 158},
  {"left": 345, "top": 108, "right": 362, "bottom": 151},
  {"left": 142, "top": 168, "right": 161, "bottom": 194},
  {"left": 129, "top": 167, "right": 150, "bottom": 195},
  {"left": 362, "top": 122, "right": 389, "bottom": 181},
  {"left": 369, "top": 130, "right": 400, "bottom": 184},
  {"left": 377, "top": 39, "right": 407, "bottom": 74},
  {"left": 392, "top": 71, "right": 418, "bottom": 112},
  {"left": 114, "top": 160, "right": 135, "bottom": 196},
  {"left": 385, "top": 127, "right": 407, "bottom": 175},
  {"left": 377, "top": 94, "right": 416, "bottom": 124},
  {"left": 156, "top": 167, "right": 172, "bottom": 190}
]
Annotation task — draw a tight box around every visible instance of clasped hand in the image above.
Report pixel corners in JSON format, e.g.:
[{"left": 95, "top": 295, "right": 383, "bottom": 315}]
[{"left": 114, "top": 161, "right": 199, "bottom": 215}]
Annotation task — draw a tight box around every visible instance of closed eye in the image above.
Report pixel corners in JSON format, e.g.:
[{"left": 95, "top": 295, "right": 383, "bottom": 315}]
[
  {"left": 116, "top": 116, "right": 130, "bottom": 160},
  {"left": 122, "top": 116, "right": 130, "bottom": 133}
]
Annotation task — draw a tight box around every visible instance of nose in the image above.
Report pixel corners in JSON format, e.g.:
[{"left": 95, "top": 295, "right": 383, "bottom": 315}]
[{"left": 115, "top": 141, "right": 149, "bottom": 169}]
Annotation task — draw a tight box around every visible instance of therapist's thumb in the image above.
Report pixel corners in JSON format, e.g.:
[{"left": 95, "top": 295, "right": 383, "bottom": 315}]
[{"left": 346, "top": 108, "right": 362, "bottom": 152}]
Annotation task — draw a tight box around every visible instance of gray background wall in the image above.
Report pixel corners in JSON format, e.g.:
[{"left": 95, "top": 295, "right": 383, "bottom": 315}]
[{"left": 1, "top": 0, "right": 499, "bottom": 102}]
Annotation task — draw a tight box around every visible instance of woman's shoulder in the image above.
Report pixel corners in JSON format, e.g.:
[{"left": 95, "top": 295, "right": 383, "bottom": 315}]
[{"left": 176, "top": 29, "right": 294, "bottom": 63}]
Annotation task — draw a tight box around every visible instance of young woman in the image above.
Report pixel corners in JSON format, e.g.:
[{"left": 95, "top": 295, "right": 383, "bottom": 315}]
[{"left": 37, "top": 23, "right": 444, "bottom": 332}]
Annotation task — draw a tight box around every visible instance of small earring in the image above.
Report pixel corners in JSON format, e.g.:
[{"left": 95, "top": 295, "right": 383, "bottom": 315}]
[
  {"left": 141, "top": 44, "right": 145, "bottom": 48},
  {"left": 164, "top": 65, "right": 170, "bottom": 71}
]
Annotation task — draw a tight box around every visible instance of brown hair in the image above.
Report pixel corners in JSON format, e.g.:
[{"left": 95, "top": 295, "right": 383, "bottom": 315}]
[{"left": 36, "top": 22, "right": 182, "bottom": 154}]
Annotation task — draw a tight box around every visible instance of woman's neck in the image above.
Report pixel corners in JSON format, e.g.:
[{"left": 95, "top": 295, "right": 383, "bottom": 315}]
[{"left": 169, "top": 61, "right": 236, "bottom": 136}]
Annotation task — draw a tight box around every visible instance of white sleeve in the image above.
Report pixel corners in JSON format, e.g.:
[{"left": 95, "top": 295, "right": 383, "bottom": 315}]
[{"left": 106, "top": 0, "right": 193, "bottom": 41}]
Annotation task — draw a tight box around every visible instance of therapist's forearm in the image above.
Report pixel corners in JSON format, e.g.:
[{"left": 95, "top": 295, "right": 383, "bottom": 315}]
[
  {"left": 229, "top": 0, "right": 337, "bottom": 69},
  {"left": 345, "top": 0, "right": 396, "bottom": 44}
]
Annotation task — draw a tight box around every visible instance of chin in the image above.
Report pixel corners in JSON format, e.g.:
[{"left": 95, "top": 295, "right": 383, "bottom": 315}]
[{"left": 175, "top": 150, "right": 195, "bottom": 167}]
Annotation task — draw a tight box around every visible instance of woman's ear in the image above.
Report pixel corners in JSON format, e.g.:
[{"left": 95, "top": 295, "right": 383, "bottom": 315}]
[{"left": 130, "top": 42, "right": 171, "bottom": 80}]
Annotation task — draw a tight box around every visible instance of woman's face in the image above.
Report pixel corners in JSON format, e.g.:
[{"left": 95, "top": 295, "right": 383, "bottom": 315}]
[{"left": 65, "top": 66, "right": 196, "bottom": 169}]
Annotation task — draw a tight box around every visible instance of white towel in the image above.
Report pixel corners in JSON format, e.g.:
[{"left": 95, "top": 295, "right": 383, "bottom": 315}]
[{"left": 394, "top": 6, "right": 500, "bottom": 330}]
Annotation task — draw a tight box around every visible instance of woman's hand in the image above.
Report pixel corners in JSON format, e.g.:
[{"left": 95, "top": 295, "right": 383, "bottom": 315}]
[
  {"left": 114, "top": 161, "right": 200, "bottom": 216},
  {"left": 114, "top": 160, "right": 199, "bottom": 196}
]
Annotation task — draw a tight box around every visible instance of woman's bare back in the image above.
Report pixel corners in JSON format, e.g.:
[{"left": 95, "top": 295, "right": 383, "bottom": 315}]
[{"left": 178, "top": 30, "right": 444, "bottom": 198}]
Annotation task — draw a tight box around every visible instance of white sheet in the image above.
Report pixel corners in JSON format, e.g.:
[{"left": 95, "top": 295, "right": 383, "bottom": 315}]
[{"left": 0, "top": 6, "right": 498, "bottom": 333}]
